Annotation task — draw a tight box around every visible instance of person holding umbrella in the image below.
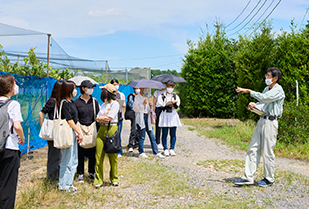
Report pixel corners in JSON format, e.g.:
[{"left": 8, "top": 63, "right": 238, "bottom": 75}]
[
  {"left": 153, "top": 84, "right": 166, "bottom": 149},
  {"left": 133, "top": 87, "right": 165, "bottom": 158}
]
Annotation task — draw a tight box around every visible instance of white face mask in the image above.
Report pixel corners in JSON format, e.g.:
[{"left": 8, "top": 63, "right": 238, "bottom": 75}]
[
  {"left": 86, "top": 88, "right": 93, "bottom": 95},
  {"left": 265, "top": 78, "right": 273, "bottom": 86},
  {"left": 72, "top": 89, "right": 77, "bottom": 98},
  {"left": 114, "top": 85, "right": 119, "bottom": 90},
  {"left": 14, "top": 85, "right": 19, "bottom": 95},
  {"left": 135, "top": 89, "right": 140, "bottom": 94},
  {"left": 166, "top": 88, "right": 174, "bottom": 93}
]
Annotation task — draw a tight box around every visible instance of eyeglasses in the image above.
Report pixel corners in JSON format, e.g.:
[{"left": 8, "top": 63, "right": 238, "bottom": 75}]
[{"left": 265, "top": 74, "right": 272, "bottom": 78}]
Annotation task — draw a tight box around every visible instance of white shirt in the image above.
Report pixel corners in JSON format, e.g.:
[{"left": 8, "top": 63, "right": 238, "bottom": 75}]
[
  {"left": 0, "top": 97, "right": 23, "bottom": 150},
  {"left": 133, "top": 94, "right": 152, "bottom": 130},
  {"left": 153, "top": 89, "right": 166, "bottom": 107},
  {"left": 97, "top": 100, "right": 119, "bottom": 123},
  {"left": 157, "top": 92, "right": 182, "bottom": 127}
]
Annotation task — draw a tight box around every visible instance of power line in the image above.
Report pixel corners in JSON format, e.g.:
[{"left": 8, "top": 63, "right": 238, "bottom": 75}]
[
  {"left": 241, "top": 0, "right": 275, "bottom": 36},
  {"left": 229, "top": 0, "right": 268, "bottom": 36},
  {"left": 226, "top": 1, "right": 251, "bottom": 28},
  {"left": 301, "top": 7, "right": 309, "bottom": 27},
  {"left": 226, "top": 0, "right": 263, "bottom": 32},
  {"left": 249, "top": 0, "right": 282, "bottom": 36}
]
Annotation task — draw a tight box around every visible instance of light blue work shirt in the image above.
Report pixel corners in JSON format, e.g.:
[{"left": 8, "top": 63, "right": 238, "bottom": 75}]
[{"left": 250, "top": 83, "right": 285, "bottom": 118}]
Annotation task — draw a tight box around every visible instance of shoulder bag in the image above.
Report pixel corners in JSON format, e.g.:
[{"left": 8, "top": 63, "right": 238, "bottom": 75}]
[
  {"left": 103, "top": 121, "right": 121, "bottom": 154},
  {"left": 39, "top": 99, "right": 56, "bottom": 141},
  {"left": 78, "top": 98, "right": 97, "bottom": 149},
  {"left": 53, "top": 100, "right": 73, "bottom": 149}
]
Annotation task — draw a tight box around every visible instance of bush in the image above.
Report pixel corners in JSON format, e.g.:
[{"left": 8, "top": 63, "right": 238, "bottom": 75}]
[{"left": 278, "top": 101, "right": 309, "bottom": 145}]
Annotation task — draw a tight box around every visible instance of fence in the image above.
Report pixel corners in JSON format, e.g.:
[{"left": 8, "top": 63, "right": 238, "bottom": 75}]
[{"left": 0, "top": 71, "right": 133, "bottom": 155}]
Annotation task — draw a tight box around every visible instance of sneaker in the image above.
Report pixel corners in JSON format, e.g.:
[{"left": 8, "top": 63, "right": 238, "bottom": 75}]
[
  {"left": 233, "top": 178, "right": 254, "bottom": 185},
  {"left": 258, "top": 178, "right": 273, "bottom": 187},
  {"left": 118, "top": 154, "right": 122, "bottom": 158},
  {"left": 155, "top": 153, "right": 165, "bottom": 159},
  {"left": 112, "top": 182, "right": 119, "bottom": 187},
  {"left": 157, "top": 144, "right": 163, "bottom": 150},
  {"left": 70, "top": 186, "right": 78, "bottom": 192},
  {"left": 169, "top": 149, "right": 176, "bottom": 156},
  {"left": 164, "top": 149, "right": 169, "bottom": 156},
  {"left": 95, "top": 184, "right": 102, "bottom": 189},
  {"left": 89, "top": 173, "right": 95, "bottom": 180},
  {"left": 139, "top": 153, "right": 149, "bottom": 158},
  {"left": 128, "top": 148, "right": 133, "bottom": 152},
  {"left": 77, "top": 174, "right": 84, "bottom": 183}
]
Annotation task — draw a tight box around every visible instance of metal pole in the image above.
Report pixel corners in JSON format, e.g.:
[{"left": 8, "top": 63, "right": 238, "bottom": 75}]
[
  {"left": 126, "top": 68, "right": 128, "bottom": 83},
  {"left": 47, "top": 34, "right": 51, "bottom": 77},
  {"left": 105, "top": 61, "right": 108, "bottom": 83},
  {"left": 296, "top": 80, "right": 299, "bottom": 106},
  {"left": 27, "top": 127, "right": 30, "bottom": 158}
]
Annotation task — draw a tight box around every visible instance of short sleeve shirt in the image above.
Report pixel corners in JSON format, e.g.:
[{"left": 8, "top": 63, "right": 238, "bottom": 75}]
[
  {"left": 154, "top": 90, "right": 166, "bottom": 107},
  {"left": 41, "top": 98, "right": 56, "bottom": 120},
  {"left": 97, "top": 100, "right": 119, "bottom": 123},
  {"left": 61, "top": 100, "right": 78, "bottom": 124},
  {"left": 0, "top": 97, "right": 23, "bottom": 150}
]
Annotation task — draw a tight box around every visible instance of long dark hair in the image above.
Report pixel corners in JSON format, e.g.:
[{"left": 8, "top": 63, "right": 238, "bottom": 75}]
[
  {"left": 0, "top": 74, "right": 15, "bottom": 96},
  {"left": 101, "top": 88, "right": 116, "bottom": 103},
  {"left": 59, "top": 81, "right": 76, "bottom": 107},
  {"left": 48, "top": 80, "right": 64, "bottom": 109}
]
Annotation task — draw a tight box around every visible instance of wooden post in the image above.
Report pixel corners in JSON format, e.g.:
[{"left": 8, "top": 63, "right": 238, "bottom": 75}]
[{"left": 46, "top": 34, "right": 51, "bottom": 77}]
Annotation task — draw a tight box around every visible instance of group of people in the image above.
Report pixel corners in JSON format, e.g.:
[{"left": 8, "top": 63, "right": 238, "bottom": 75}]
[{"left": 0, "top": 67, "right": 285, "bottom": 208}]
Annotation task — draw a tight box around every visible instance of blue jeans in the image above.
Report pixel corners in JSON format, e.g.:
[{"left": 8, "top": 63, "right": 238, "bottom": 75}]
[
  {"left": 137, "top": 115, "right": 158, "bottom": 155},
  {"left": 162, "top": 127, "right": 177, "bottom": 150},
  {"left": 117, "top": 120, "right": 123, "bottom": 155},
  {"left": 58, "top": 130, "right": 78, "bottom": 190}
]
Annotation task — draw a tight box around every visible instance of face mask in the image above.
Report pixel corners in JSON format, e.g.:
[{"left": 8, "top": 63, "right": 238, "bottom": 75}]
[
  {"left": 114, "top": 85, "right": 119, "bottom": 90},
  {"left": 86, "top": 89, "right": 93, "bottom": 95},
  {"left": 14, "top": 85, "right": 19, "bottom": 95},
  {"left": 166, "top": 88, "right": 174, "bottom": 93},
  {"left": 72, "top": 89, "right": 77, "bottom": 98},
  {"left": 265, "top": 78, "right": 273, "bottom": 86},
  {"left": 135, "top": 89, "right": 140, "bottom": 94}
]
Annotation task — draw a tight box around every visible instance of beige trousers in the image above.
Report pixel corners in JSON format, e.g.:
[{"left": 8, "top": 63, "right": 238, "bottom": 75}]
[{"left": 242, "top": 117, "right": 278, "bottom": 183}]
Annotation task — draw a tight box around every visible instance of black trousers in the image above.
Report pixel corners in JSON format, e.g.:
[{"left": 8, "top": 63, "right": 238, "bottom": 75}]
[
  {"left": 128, "top": 117, "right": 139, "bottom": 149},
  {"left": 77, "top": 145, "right": 96, "bottom": 175},
  {"left": 47, "top": 141, "right": 61, "bottom": 182},
  {"left": 0, "top": 149, "right": 20, "bottom": 209},
  {"left": 155, "top": 107, "right": 162, "bottom": 144}
]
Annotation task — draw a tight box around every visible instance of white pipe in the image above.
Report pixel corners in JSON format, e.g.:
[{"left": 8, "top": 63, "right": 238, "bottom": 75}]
[{"left": 296, "top": 80, "right": 299, "bottom": 106}]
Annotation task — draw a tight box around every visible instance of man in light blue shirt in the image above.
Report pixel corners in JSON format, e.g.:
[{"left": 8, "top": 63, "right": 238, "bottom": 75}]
[{"left": 233, "top": 67, "right": 285, "bottom": 187}]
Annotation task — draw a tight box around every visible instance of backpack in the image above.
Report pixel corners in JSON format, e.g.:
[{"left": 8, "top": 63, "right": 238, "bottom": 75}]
[
  {"left": 0, "top": 99, "right": 13, "bottom": 153},
  {"left": 161, "top": 93, "right": 176, "bottom": 102},
  {"left": 125, "top": 94, "right": 135, "bottom": 120}
]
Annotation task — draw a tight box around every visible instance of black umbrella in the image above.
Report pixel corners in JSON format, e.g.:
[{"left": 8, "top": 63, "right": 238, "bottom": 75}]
[
  {"left": 126, "top": 79, "right": 166, "bottom": 89},
  {"left": 151, "top": 74, "right": 187, "bottom": 83}
]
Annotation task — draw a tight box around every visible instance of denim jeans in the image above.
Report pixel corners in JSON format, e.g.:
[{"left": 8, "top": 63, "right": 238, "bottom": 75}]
[
  {"left": 58, "top": 130, "right": 78, "bottom": 190},
  {"left": 137, "top": 115, "right": 158, "bottom": 155},
  {"left": 161, "top": 127, "right": 177, "bottom": 150},
  {"left": 117, "top": 120, "right": 123, "bottom": 155}
]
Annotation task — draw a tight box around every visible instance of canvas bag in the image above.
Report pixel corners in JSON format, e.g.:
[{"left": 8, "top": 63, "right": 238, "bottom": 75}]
[
  {"left": 39, "top": 99, "right": 56, "bottom": 141},
  {"left": 78, "top": 98, "right": 97, "bottom": 149},
  {"left": 53, "top": 100, "right": 73, "bottom": 149},
  {"left": 103, "top": 121, "right": 121, "bottom": 154},
  {"left": 0, "top": 99, "right": 13, "bottom": 153}
]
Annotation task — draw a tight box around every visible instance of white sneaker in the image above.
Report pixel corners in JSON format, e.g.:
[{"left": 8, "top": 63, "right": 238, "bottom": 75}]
[
  {"left": 169, "top": 149, "right": 176, "bottom": 156},
  {"left": 155, "top": 153, "right": 165, "bottom": 159},
  {"left": 95, "top": 184, "right": 102, "bottom": 189},
  {"left": 128, "top": 148, "right": 133, "bottom": 152},
  {"left": 157, "top": 144, "right": 163, "bottom": 150},
  {"left": 139, "top": 153, "right": 149, "bottom": 158},
  {"left": 164, "top": 149, "right": 169, "bottom": 156},
  {"left": 77, "top": 174, "right": 84, "bottom": 183}
]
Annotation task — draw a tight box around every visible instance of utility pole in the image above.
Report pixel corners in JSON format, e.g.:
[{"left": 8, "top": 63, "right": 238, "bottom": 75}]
[
  {"left": 46, "top": 34, "right": 51, "bottom": 77},
  {"left": 105, "top": 61, "right": 108, "bottom": 83}
]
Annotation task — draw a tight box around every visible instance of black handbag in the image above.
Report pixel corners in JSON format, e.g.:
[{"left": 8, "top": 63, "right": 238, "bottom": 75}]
[{"left": 103, "top": 122, "right": 121, "bottom": 154}]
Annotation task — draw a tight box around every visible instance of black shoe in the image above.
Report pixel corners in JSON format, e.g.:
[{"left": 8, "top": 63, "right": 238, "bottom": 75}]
[{"left": 258, "top": 178, "right": 273, "bottom": 187}]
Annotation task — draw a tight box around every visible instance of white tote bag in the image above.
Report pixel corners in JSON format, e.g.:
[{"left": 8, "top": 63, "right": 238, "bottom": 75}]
[
  {"left": 39, "top": 118, "right": 54, "bottom": 140},
  {"left": 53, "top": 100, "right": 73, "bottom": 149},
  {"left": 79, "top": 98, "right": 97, "bottom": 149}
]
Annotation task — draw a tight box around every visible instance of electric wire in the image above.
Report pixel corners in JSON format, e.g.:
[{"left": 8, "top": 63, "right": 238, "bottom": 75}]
[
  {"left": 301, "top": 7, "right": 309, "bottom": 27},
  {"left": 225, "top": 1, "right": 251, "bottom": 28}
]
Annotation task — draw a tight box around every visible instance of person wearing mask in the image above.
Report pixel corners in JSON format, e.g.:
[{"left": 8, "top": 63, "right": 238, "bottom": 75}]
[
  {"left": 133, "top": 88, "right": 165, "bottom": 159},
  {"left": 0, "top": 74, "right": 25, "bottom": 208},
  {"left": 157, "top": 80, "right": 181, "bottom": 156},
  {"left": 95, "top": 84, "right": 120, "bottom": 187},
  {"left": 110, "top": 79, "right": 125, "bottom": 157},
  {"left": 39, "top": 80, "right": 63, "bottom": 182},
  {"left": 152, "top": 84, "right": 166, "bottom": 150},
  {"left": 234, "top": 67, "right": 285, "bottom": 187},
  {"left": 125, "top": 88, "right": 139, "bottom": 152},
  {"left": 58, "top": 81, "right": 83, "bottom": 192},
  {"left": 73, "top": 80, "right": 100, "bottom": 183}
]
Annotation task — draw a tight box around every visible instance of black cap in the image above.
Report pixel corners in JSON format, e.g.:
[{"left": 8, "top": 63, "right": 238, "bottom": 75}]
[{"left": 80, "top": 80, "right": 96, "bottom": 87}]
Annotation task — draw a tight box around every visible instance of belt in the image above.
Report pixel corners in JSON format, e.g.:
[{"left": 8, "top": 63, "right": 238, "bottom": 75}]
[
  {"left": 261, "top": 115, "right": 277, "bottom": 121},
  {"left": 144, "top": 113, "right": 148, "bottom": 116},
  {"left": 101, "top": 123, "right": 118, "bottom": 126}
]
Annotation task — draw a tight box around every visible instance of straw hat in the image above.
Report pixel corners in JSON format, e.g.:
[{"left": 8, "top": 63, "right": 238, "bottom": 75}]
[{"left": 99, "top": 84, "right": 117, "bottom": 95}]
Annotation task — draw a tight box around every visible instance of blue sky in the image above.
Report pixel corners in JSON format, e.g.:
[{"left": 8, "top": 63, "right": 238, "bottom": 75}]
[{"left": 0, "top": 0, "right": 308, "bottom": 72}]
